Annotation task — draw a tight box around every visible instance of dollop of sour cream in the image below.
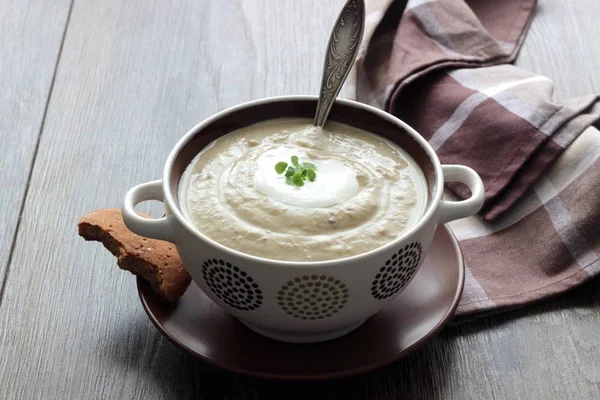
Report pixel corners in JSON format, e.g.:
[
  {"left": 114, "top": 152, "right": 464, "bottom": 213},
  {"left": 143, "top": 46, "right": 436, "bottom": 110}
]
[{"left": 252, "top": 147, "right": 359, "bottom": 208}]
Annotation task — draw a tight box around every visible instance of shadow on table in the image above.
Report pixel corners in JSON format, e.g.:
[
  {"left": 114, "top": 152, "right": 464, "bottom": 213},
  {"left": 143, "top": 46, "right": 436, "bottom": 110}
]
[
  {"left": 105, "top": 317, "right": 457, "bottom": 400},
  {"left": 105, "top": 281, "right": 599, "bottom": 399}
]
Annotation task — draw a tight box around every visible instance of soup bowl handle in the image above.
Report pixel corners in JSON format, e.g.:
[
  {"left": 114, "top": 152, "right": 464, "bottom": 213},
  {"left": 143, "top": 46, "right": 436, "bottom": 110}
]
[
  {"left": 437, "top": 165, "right": 485, "bottom": 224},
  {"left": 122, "top": 180, "right": 175, "bottom": 243}
]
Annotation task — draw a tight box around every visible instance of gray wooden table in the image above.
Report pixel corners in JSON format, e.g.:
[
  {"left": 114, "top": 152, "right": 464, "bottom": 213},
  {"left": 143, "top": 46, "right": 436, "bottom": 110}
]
[{"left": 1, "top": 0, "right": 599, "bottom": 399}]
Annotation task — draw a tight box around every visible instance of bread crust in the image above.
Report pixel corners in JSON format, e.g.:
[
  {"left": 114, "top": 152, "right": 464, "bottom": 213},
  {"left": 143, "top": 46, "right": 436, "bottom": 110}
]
[{"left": 78, "top": 208, "right": 190, "bottom": 301}]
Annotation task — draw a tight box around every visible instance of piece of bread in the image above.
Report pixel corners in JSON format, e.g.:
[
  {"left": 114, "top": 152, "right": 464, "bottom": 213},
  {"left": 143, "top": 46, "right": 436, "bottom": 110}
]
[{"left": 78, "top": 208, "right": 191, "bottom": 302}]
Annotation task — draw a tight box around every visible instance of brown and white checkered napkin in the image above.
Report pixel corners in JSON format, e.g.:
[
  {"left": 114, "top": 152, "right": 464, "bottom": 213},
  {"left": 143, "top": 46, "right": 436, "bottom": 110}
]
[{"left": 349, "top": 0, "right": 600, "bottom": 319}]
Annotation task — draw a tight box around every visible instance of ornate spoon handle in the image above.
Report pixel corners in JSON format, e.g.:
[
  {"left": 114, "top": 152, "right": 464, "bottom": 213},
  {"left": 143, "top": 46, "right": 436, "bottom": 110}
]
[{"left": 313, "top": 0, "right": 365, "bottom": 128}]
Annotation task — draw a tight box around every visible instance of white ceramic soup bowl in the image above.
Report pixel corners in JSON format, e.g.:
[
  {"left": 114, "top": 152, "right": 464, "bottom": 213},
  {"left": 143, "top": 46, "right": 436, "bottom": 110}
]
[{"left": 122, "top": 96, "right": 484, "bottom": 343}]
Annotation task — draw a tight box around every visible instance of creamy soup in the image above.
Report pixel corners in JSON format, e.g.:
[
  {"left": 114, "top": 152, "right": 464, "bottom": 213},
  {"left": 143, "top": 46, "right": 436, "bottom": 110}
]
[{"left": 179, "top": 118, "right": 427, "bottom": 262}]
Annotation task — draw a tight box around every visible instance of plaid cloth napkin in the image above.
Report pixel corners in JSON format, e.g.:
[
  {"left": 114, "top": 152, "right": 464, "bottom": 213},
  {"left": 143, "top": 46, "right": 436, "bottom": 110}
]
[{"left": 349, "top": 0, "right": 600, "bottom": 319}]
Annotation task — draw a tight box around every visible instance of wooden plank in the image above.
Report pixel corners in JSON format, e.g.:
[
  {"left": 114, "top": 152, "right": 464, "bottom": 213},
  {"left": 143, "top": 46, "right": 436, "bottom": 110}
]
[
  {"left": 517, "top": 0, "right": 600, "bottom": 101},
  {"left": 0, "top": 0, "right": 347, "bottom": 398},
  {"left": 1, "top": 0, "right": 599, "bottom": 399},
  {"left": 0, "top": 1, "right": 72, "bottom": 287}
]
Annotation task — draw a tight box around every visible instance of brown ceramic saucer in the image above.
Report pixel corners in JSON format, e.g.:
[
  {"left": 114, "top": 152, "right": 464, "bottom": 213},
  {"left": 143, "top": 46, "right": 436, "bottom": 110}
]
[{"left": 137, "top": 224, "right": 464, "bottom": 381}]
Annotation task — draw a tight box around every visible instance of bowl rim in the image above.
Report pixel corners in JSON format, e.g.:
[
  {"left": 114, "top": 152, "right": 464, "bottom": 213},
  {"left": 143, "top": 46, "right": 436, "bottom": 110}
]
[{"left": 162, "top": 95, "right": 444, "bottom": 267}]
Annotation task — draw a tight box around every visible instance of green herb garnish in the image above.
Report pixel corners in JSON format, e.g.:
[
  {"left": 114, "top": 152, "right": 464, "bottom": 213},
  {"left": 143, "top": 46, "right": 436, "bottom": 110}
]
[
  {"left": 274, "top": 155, "right": 317, "bottom": 187},
  {"left": 275, "top": 162, "right": 288, "bottom": 174}
]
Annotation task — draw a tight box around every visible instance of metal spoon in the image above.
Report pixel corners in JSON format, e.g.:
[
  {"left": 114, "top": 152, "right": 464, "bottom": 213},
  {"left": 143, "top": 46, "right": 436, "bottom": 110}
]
[{"left": 313, "top": 0, "right": 365, "bottom": 128}]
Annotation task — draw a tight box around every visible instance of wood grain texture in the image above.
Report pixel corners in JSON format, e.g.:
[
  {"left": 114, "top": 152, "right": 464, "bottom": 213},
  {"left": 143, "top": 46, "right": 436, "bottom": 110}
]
[
  {"left": 516, "top": 0, "right": 600, "bottom": 102},
  {"left": 0, "top": 0, "right": 72, "bottom": 285},
  {"left": 0, "top": 0, "right": 599, "bottom": 399}
]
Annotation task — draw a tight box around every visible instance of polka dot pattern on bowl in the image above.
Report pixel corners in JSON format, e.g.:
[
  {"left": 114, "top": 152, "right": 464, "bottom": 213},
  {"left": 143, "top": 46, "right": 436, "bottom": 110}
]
[
  {"left": 277, "top": 275, "right": 348, "bottom": 320},
  {"left": 201, "top": 259, "right": 263, "bottom": 311},
  {"left": 371, "top": 242, "right": 423, "bottom": 300}
]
